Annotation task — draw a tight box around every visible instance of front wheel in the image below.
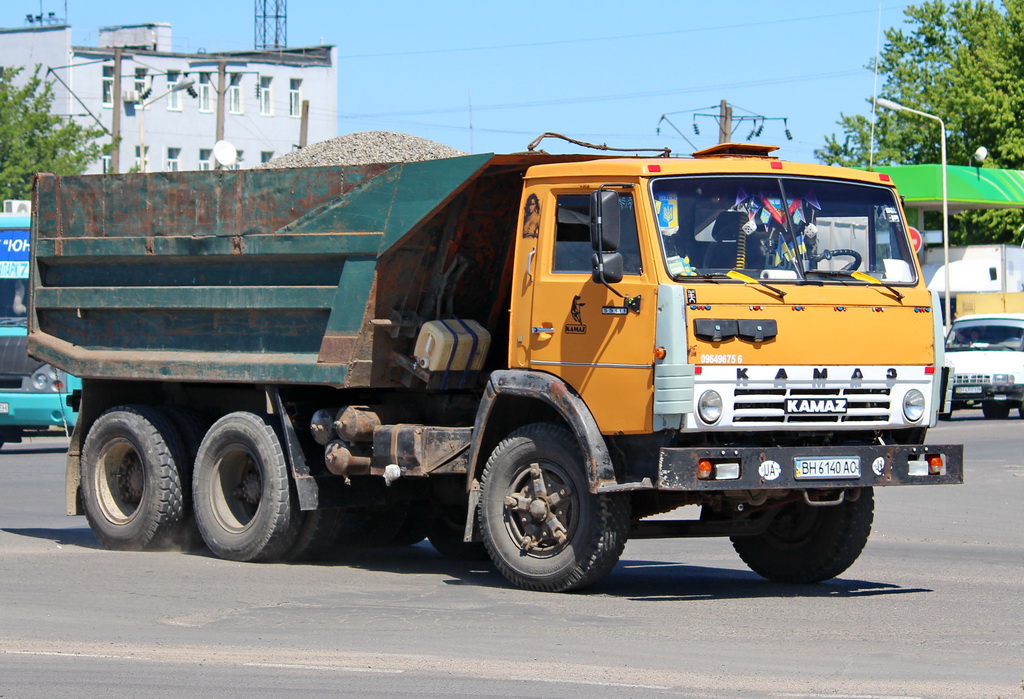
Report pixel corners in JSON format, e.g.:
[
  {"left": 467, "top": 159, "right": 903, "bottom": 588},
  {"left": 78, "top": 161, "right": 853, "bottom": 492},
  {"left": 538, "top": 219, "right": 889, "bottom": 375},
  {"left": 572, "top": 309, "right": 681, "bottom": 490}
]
[
  {"left": 192, "top": 412, "right": 300, "bottom": 562},
  {"left": 479, "top": 423, "right": 629, "bottom": 592},
  {"left": 731, "top": 488, "right": 874, "bottom": 583}
]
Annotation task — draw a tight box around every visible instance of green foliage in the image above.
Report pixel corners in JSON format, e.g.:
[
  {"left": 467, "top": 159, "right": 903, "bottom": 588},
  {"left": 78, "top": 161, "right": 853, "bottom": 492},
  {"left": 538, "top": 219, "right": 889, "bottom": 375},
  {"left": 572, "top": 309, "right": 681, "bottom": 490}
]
[
  {"left": 817, "top": 1, "right": 1024, "bottom": 244},
  {"left": 0, "top": 65, "right": 109, "bottom": 201}
]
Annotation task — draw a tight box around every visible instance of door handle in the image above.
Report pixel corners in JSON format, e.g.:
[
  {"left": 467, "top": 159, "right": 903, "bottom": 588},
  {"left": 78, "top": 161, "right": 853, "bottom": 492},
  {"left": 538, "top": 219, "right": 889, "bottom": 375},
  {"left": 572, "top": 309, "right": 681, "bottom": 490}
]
[{"left": 531, "top": 325, "right": 555, "bottom": 340}]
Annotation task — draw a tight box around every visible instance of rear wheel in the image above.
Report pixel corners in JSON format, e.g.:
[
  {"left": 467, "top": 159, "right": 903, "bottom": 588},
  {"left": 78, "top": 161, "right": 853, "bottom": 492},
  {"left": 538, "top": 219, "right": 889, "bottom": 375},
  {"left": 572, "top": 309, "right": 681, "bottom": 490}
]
[
  {"left": 731, "top": 488, "right": 874, "bottom": 583},
  {"left": 192, "top": 412, "right": 300, "bottom": 562},
  {"left": 286, "top": 508, "right": 345, "bottom": 561},
  {"left": 80, "top": 405, "right": 188, "bottom": 551},
  {"left": 479, "top": 423, "right": 630, "bottom": 592},
  {"left": 982, "top": 402, "right": 1011, "bottom": 420}
]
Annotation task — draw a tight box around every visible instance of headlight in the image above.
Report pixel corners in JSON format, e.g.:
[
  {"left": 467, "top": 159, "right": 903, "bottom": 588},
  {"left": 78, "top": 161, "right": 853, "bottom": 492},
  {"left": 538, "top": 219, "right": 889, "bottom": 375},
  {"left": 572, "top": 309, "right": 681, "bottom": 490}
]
[
  {"left": 903, "top": 389, "right": 925, "bottom": 422},
  {"left": 30, "top": 366, "right": 65, "bottom": 393},
  {"left": 993, "top": 374, "right": 1010, "bottom": 384},
  {"left": 697, "top": 390, "right": 723, "bottom": 424}
]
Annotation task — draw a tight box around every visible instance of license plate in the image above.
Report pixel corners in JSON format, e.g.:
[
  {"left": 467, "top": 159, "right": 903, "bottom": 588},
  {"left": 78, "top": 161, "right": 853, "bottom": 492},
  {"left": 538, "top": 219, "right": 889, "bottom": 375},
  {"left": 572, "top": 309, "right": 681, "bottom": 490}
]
[
  {"left": 0, "top": 403, "right": 8, "bottom": 414},
  {"left": 955, "top": 386, "right": 983, "bottom": 394},
  {"left": 794, "top": 456, "right": 860, "bottom": 479}
]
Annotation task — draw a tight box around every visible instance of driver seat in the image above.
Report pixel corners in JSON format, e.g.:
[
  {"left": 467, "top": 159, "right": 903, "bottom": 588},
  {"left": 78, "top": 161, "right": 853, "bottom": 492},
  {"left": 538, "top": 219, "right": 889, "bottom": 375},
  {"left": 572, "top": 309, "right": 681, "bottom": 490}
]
[{"left": 703, "top": 211, "right": 748, "bottom": 269}]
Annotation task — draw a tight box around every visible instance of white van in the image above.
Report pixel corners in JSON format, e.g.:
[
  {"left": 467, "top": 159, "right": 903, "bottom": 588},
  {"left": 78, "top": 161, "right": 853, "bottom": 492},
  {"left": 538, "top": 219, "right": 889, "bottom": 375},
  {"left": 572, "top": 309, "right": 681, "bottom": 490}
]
[{"left": 944, "top": 313, "right": 1024, "bottom": 419}]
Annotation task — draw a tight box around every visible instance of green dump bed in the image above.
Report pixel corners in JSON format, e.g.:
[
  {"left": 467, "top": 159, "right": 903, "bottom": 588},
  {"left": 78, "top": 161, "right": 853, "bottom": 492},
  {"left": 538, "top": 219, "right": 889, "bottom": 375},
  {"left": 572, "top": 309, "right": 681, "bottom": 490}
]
[{"left": 28, "top": 153, "right": 576, "bottom": 388}]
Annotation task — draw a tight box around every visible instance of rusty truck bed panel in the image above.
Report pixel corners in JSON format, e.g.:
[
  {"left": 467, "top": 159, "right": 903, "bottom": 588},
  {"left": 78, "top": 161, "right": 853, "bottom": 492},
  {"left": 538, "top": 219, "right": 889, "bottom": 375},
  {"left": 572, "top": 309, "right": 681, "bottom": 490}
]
[{"left": 29, "top": 154, "right": 588, "bottom": 387}]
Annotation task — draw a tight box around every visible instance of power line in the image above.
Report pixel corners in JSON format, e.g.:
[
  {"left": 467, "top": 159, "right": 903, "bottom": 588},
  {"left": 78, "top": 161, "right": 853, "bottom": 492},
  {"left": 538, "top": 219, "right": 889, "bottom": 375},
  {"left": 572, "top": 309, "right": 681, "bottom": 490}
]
[
  {"left": 340, "top": 69, "right": 864, "bottom": 119},
  {"left": 338, "top": 6, "right": 907, "bottom": 59}
]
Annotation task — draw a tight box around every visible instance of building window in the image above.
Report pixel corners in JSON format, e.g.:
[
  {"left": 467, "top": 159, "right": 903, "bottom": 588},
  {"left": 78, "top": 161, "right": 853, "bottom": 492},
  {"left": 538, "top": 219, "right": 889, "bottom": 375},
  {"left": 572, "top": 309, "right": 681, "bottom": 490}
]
[
  {"left": 198, "top": 148, "right": 212, "bottom": 171},
  {"left": 134, "top": 145, "right": 149, "bottom": 171},
  {"left": 167, "top": 71, "right": 182, "bottom": 111},
  {"left": 260, "top": 151, "right": 274, "bottom": 164},
  {"left": 134, "top": 68, "right": 150, "bottom": 105},
  {"left": 228, "top": 73, "right": 243, "bottom": 114},
  {"left": 101, "top": 154, "right": 111, "bottom": 173},
  {"left": 289, "top": 78, "right": 302, "bottom": 117},
  {"left": 198, "top": 73, "right": 212, "bottom": 113},
  {"left": 231, "top": 150, "right": 244, "bottom": 170},
  {"left": 166, "top": 147, "right": 181, "bottom": 172},
  {"left": 102, "top": 65, "right": 113, "bottom": 107},
  {"left": 259, "top": 76, "right": 272, "bottom": 116}
]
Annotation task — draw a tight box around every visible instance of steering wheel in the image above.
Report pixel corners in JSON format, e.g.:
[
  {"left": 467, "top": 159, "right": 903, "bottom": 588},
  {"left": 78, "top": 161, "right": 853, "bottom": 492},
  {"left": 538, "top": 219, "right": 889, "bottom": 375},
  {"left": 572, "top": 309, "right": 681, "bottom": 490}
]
[{"left": 822, "top": 248, "right": 862, "bottom": 272}]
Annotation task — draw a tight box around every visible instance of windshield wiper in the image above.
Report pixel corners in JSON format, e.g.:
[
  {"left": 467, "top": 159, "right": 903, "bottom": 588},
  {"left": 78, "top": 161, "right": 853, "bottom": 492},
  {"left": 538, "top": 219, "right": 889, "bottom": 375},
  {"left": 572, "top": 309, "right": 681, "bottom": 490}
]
[
  {"left": 677, "top": 269, "right": 787, "bottom": 300},
  {"left": 804, "top": 269, "right": 905, "bottom": 300}
]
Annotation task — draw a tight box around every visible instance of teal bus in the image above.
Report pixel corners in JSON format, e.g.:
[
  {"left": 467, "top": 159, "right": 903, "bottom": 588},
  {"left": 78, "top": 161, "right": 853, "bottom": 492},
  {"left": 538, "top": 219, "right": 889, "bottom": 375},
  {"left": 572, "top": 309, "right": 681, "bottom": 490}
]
[{"left": 1, "top": 204, "right": 79, "bottom": 447}]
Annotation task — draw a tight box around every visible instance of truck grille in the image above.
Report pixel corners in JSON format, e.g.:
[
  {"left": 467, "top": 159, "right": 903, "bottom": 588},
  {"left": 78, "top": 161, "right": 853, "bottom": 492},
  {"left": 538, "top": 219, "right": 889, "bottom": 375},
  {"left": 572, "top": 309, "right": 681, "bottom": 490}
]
[
  {"left": 952, "top": 373, "right": 990, "bottom": 384},
  {"left": 732, "top": 387, "right": 892, "bottom": 424},
  {"left": 0, "top": 335, "right": 42, "bottom": 376}
]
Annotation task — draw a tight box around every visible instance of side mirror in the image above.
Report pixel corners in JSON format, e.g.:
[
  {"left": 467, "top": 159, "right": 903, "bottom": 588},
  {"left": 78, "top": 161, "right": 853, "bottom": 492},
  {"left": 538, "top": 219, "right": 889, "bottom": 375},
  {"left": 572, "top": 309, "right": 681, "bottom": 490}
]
[
  {"left": 592, "top": 252, "right": 624, "bottom": 285},
  {"left": 590, "top": 189, "right": 620, "bottom": 252}
]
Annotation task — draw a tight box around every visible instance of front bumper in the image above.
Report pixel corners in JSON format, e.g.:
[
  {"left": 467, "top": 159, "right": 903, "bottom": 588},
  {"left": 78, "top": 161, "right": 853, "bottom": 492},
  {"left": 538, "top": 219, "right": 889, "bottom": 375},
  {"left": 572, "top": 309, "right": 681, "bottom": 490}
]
[{"left": 655, "top": 443, "right": 963, "bottom": 491}]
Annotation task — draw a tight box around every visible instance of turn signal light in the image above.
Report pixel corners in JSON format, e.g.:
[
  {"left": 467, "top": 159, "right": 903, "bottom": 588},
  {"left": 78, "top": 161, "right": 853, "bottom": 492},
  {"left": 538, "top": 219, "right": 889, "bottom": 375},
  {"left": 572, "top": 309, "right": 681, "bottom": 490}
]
[
  {"left": 654, "top": 346, "right": 667, "bottom": 360},
  {"left": 697, "top": 459, "right": 713, "bottom": 480},
  {"left": 927, "top": 454, "right": 944, "bottom": 475}
]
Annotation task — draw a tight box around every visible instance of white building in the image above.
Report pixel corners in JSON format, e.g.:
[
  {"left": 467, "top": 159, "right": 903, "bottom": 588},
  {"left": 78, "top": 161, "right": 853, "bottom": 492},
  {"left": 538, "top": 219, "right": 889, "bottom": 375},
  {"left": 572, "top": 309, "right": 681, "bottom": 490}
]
[{"left": 0, "top": 21, "right": 337, "bottom": 173}]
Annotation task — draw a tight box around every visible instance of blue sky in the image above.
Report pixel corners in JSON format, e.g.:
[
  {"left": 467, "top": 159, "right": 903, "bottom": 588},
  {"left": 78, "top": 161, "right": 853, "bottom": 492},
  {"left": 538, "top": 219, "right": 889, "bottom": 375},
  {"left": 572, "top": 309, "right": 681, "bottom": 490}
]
[{"left": 12, "top": 0, "right": 917, "bottom": 162}]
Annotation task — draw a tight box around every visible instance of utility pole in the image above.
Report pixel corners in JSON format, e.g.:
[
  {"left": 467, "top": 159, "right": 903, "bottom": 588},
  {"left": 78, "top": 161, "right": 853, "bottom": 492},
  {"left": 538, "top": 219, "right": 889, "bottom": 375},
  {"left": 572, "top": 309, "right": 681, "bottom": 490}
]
[
  {"left": 718, "top": 99, "right": 733, "bottom": 144},
  {"left": 215, "top": 61, "right": 227, "bottom": 166},
  {"left": 110, "top": 48, "right": 123, "bottom": 173},
  {"left": 299, "top": 100, "right": 309, "bottom": 148}
]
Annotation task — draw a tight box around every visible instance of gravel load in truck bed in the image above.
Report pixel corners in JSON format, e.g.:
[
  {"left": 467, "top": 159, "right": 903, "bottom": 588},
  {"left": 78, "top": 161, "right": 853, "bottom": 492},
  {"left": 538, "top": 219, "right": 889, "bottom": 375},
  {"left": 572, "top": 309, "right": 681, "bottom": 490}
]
[{"left": 259, "top": 131, "right": 466, "bottom": 168}]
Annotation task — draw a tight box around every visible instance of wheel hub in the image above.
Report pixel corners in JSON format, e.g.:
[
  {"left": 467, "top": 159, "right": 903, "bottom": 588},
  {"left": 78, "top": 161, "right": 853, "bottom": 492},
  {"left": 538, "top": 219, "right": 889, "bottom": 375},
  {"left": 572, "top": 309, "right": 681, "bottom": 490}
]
[{"left": 503, "top": 463, "right": 573, "bottom": 553}]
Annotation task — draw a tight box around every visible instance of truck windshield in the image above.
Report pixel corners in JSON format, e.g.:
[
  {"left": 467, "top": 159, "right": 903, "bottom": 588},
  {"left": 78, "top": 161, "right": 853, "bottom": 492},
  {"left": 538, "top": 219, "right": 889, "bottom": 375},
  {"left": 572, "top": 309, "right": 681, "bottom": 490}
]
[
  {"left": 946, "top": 322, "right": 1024, "bottom": 352},
  {"left": 650, "top": 175, "right": 917, "bottom": 284}
]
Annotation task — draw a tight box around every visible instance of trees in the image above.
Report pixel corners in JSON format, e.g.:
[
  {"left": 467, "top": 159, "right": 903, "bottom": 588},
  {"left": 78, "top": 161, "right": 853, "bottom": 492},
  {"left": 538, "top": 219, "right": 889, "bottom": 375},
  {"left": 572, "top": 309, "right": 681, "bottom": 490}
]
[
  {"left": 817, "top": 1, "right": 1024, "bottom": 244},
  {"left": 0, "top": 66, "right": 109, "bottom": 201}
]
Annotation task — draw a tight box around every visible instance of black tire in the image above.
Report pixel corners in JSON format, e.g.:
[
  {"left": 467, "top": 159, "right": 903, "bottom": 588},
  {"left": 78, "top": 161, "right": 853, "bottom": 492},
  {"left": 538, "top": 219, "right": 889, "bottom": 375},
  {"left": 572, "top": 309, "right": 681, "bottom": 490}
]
[
  {"left": 937, "top": 411, "right": 952, "bottom": 421},
  {"left": 389, "top": 505, "right": 429, "bottom": 547},
  {"left": 286, "top": 508, "right": 345, "bottom": 562},
  {"left": 982, "top": 402, "right": 1011, "bottom": 420},
  {"left": 157, "top": 406, "right": 213, "bottom": 551},
  {"left": 192, "top": 412, "right": 300, "bottom": 562},
  {"left": 426, "top": 510, "right": 488, "bottom": 561},
  {"left": 731, "top": 488, "right": 874, "bottom": 583},
  {"left": 478, "top": 422, "right": 630, "bottom": 592},
  {"left": 80, "top": 405, "right": 188, "bottom": 551}
]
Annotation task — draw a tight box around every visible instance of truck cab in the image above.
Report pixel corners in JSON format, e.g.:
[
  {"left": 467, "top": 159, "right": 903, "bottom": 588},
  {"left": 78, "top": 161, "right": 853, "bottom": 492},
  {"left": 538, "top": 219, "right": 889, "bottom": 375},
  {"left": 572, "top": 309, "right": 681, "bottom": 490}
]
[{"left": 512, "top": 145, "right": 940, "bottom": 447}]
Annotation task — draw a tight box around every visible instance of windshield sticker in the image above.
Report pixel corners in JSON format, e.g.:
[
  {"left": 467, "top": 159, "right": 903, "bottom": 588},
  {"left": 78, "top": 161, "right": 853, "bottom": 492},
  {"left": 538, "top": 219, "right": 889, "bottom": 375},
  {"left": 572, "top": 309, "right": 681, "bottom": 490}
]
[
  {"left": 667, "top": 255, "right": 696, "bottom": 276},
  {"left": 655, "top": 192, "right": 679, "bottom": 236},
  {"left": 883, "top": 205, "right": 900, "bottom": 222}
]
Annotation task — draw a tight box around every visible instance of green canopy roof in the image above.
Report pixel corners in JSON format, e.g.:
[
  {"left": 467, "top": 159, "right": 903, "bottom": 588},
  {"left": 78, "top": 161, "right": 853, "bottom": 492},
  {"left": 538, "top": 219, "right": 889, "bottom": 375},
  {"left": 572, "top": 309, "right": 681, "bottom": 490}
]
[{"left": 871, "top": 164, "right": 1024, "bottom": 213}]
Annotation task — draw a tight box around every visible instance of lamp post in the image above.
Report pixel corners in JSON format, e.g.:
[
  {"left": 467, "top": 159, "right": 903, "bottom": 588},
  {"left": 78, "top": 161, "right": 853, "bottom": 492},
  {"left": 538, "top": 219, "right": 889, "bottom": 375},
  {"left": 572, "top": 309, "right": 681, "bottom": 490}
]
[
  {"left": 138, "top": 79, "right": 195, "bottom": 173},
  {"left": 876, "top": 97, "right": 951, "bottom": 327}
]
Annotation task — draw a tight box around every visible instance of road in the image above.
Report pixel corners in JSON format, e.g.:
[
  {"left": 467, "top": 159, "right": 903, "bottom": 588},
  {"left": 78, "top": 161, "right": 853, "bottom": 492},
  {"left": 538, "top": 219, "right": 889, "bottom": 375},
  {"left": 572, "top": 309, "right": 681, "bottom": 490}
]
[{"left": 1, "top": 413, "right": 1021, "bottom": 698}]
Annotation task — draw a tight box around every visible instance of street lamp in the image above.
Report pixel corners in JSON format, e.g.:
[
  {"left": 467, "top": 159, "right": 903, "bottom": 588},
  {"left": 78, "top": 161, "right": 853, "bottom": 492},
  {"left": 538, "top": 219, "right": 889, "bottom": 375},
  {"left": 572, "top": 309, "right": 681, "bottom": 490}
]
[
  {"left": 970, "top": 146, "right": 988, "bottom": 169},
  {"left": 876, "top": 97, "right": 951, "bottom": 327},
  {"left": 138, "top": 79, "right": 195, "bottom": 173}
]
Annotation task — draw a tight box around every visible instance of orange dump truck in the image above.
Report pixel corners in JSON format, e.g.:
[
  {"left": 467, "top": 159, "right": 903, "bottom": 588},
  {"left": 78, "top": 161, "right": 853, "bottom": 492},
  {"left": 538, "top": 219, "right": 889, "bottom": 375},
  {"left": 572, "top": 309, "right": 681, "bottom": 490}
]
[{"left": 28, "top": 143, "right": 962, "bottom": 591}]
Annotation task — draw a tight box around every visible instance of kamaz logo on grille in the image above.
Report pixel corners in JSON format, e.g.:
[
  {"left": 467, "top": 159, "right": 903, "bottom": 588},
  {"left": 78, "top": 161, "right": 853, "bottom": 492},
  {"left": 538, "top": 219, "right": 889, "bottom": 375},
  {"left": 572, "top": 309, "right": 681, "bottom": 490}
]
[{"left": 785, "top": 398, "right": 848, "bottom": 414}]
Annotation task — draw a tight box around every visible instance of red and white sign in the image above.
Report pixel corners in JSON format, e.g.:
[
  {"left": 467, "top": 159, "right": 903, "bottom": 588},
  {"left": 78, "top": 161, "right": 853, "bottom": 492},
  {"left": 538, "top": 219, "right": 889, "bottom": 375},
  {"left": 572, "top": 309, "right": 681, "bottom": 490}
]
[{"left": 907, "top": 226, "right": 923, "bottom": 253}]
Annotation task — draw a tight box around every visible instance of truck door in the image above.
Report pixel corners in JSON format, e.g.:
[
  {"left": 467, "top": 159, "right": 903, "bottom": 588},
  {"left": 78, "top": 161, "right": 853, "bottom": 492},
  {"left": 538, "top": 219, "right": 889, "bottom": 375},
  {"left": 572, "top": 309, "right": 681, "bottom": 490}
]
[{"left": 524, "top": 189, "right": 656, "bottom": 434}]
